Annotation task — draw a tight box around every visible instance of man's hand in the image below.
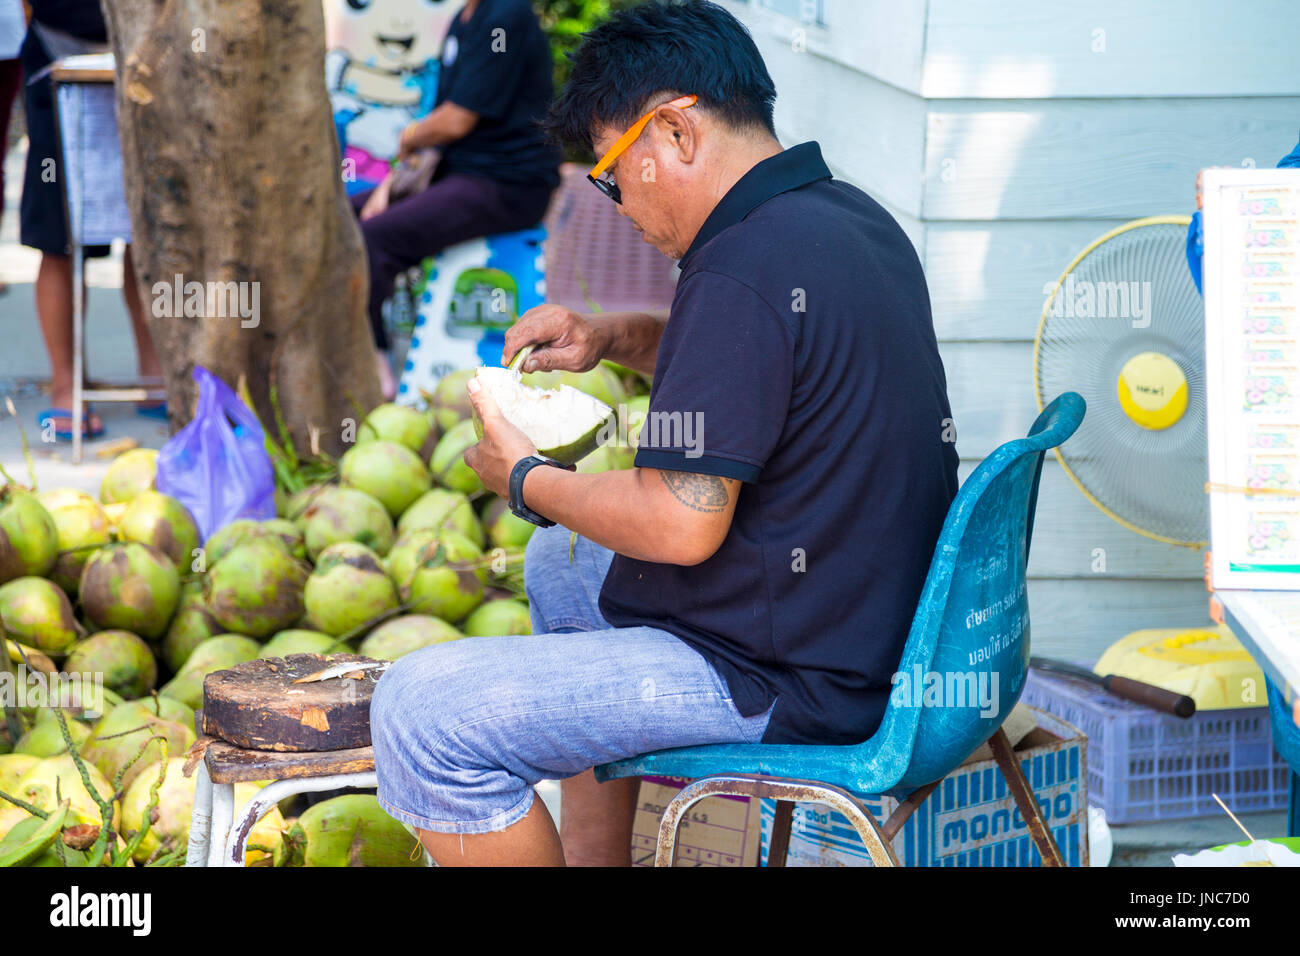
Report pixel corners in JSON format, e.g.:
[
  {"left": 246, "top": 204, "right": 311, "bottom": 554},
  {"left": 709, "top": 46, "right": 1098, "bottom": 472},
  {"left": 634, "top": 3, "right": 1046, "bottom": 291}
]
[
  {"left": 462, "top": 376, "right": 539, "bottom": 497},
  {"left": 503, "top": 304, "right": 611, "bottom": 374},
  {"left": 360, "top": 174, "right": 393, "bottom": 221}
]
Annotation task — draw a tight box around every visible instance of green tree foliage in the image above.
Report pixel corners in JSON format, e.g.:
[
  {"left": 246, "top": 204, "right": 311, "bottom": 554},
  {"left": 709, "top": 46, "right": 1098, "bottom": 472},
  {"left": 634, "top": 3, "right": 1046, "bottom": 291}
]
[{"left": 534, "top": 0, "right": 640, "bottom": 136}]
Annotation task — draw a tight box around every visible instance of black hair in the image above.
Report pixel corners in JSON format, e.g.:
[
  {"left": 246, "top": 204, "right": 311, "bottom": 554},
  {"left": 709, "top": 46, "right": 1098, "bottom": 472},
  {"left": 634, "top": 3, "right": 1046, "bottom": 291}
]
[{"left": 543, "top": 0, "right": 778, "bottom": 154}]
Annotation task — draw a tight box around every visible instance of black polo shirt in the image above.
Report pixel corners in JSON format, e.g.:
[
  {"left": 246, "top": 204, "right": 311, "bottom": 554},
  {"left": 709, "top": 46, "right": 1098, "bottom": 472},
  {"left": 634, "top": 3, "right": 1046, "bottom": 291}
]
[
  {"left": 599, "top": 142, "right": 960, "bottom": 746},
  {"left": 435, "top": 0, "right": 561, "bottom": 189}
]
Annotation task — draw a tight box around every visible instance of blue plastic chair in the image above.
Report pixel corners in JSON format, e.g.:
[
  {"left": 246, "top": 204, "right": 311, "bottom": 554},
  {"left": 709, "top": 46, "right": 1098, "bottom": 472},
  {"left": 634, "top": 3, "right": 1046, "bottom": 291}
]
[{"left": 596, "top": 392, "right": 1087, "bottom": 866}]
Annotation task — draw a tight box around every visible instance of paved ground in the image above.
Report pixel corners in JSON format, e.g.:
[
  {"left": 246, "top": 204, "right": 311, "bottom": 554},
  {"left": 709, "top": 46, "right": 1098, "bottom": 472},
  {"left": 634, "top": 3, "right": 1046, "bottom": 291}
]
[
  {"left": 0, "top": 136, "right": 1288, "bottom": 866},
  {"left": 0, "top": 142, "right": 167, "bottom": 497}
]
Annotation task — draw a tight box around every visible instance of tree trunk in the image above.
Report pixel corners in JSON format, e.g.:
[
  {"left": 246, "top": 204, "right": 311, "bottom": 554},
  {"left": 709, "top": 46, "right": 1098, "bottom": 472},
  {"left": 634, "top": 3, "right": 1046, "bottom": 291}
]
[{"left": 102, "top": 0, "right": 380, "bottom": 458}]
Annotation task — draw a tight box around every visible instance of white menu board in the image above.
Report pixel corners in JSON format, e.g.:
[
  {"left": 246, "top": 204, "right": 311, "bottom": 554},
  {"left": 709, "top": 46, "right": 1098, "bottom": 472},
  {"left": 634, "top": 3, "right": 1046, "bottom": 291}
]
[{"left": 1206, "top": 167, "right": 1300, "bottom": 589}]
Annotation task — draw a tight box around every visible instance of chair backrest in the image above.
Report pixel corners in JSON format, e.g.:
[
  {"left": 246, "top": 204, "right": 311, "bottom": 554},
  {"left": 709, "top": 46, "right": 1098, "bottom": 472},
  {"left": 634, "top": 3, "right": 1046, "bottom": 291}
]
[
  {"left": 542, "top": 164, "right": 680, "bottom": 314},
  {"left": 880, "top": 392, "right": 1085, "bottom": 791}
]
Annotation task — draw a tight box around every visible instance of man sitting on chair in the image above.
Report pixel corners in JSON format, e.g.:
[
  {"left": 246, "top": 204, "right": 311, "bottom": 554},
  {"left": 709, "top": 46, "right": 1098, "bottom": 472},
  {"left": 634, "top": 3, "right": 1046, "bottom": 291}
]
[
  {"left": 352, "top": 0, "right": 561, "bottom": 398},
  {"left": 369, "top": 0, "right": 959, "bottom": 866}
]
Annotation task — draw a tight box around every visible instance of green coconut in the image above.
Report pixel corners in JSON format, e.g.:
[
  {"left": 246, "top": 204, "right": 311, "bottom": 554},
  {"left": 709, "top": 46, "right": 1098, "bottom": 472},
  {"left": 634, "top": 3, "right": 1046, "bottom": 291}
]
[
  {"left": 262, "top": 519, "right": 307, "bottom": 560},
  {"left": 358, "top": 403, "right": 433, "bottom": 453},
  {"left": 37, "top": 489, "right": 113, "bottom": 594},
  {"left": 302, "top": 543, "right": 400, "bottom": 637},
  {"left": 158, "top": 634, "right": 261, "bottom": 710},
  {"left": 133, "top": 693, "right": 195, "bottom": 729},
  {"left": 99, "top": 448, "right": 158, "bottom": 504},
  {"left": 14, "top": 709, "right": 91, "bottom": 757},
  {"left": 461, "top": 599, "right": 533, "bottom": 637},
  {"left": 358, "top": 614, "right": 465, "bottom": 660},
  {"left": 624, "top": 394, "right": 651, "bottom": 446},
  {"left": 276, "top": 793, "right": 422, "bottom": 867},
  {"left": 117, "top": 490, "right": 201, "bottom": 571},
  {"left": 402, "top": 530, "right": 485, "bottom": 624},
  {"left": 576, "top": 443, "right": 636, "bottom": 474},
  {"left": 429, "top": 419, "right": 484, "bottom": 495},
  {"left": 81, "top": 700, "right": 195, "bottom": 792},
  {"left": 205, "top": 519, "right": 272, "bottom": 565},
  {"left": 384, "top": 528, "right": 440, "bottom": 589},
  {"left": 63, "top": 630, "right": 157, "bottom": 699},
  {"left": 474, "top": 366, "right": 618, "bottom": 466},
  {"left": 0, "top": 577, "right": 83, "bottom": 656},
  {"left": 204, "top": 539, "right": 308, "bottom": 638},
  {"left": 260, "top": 629, "right": 347, "bottom": 658},
  {"left": 161, "top": 581, "right": 223, "bottom": 673},
  {"left": 396, "top": 488, "right": 484, "bottom": 547},
  {"left": 120, "top": 759, "right": 282, "bottom": 865},
  {"left": 283, "top": 482, "right": 332, "bottom": 527},
  {"left": 16, "top": 753, "right": 118, "bottom": 829},
  {"left": 302, "top": 486, "right": 395, "bottom": 560},
  {"left": 79, "top": 543, "right": 180, "bottom": 640},
  {"left": 482, "top": 497, "right": 537, "bottom": 549},
  {"left": 429, "top": 369, "right": 475, "bottom": 433},
  {"left": 340, "top": 439, "right": 432, "bottom": 518},
  {"left": 0, "top": 488, "right": 59, "bottom": 585},
  {"left": 0, "top": 753, "right": 41, "bottom": 794}
]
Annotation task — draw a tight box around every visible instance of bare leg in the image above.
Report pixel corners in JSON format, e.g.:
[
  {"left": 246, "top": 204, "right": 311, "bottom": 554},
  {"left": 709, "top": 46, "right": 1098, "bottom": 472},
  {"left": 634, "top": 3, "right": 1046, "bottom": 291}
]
[
  {"left": 35, "top": 252, "right": 101, "bottom": 432},
  {"left": 416, "top": 790, "right": 566, "bottom": 867},
  {"left": 122, "top": 246, "right": 162, "bottom": 382},
  {"left": 560, "top": 770, "right": 639, "bottom": 867}
]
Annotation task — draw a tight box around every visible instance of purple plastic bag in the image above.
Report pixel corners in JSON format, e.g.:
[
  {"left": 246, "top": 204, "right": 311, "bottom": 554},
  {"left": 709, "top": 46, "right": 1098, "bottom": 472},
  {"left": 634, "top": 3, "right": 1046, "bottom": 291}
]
[{"left": 156, "top": 366, "right": 276, "bottom": 543}]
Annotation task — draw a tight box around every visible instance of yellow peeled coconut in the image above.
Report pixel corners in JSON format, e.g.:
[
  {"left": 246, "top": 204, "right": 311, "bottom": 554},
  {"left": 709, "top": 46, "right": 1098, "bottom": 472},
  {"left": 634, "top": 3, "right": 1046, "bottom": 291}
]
[
  {"left": 122, "top": 760, "right": 284, "bottom": 866},
  {"left": 15, "top": 753, "right": 118, "bottom": 830}
]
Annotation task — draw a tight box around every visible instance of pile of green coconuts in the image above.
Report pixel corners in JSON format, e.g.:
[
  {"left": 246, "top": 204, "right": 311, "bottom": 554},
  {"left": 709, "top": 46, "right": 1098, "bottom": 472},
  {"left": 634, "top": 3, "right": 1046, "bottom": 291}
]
[{"left": 0, "top": 362, "right": 649, "bottom": 867}]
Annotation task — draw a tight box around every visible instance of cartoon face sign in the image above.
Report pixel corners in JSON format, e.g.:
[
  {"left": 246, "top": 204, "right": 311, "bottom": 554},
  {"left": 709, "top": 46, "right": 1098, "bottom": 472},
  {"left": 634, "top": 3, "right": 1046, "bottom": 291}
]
[{"left": 325, "top": 0, "right": 458, "bottom": 72}]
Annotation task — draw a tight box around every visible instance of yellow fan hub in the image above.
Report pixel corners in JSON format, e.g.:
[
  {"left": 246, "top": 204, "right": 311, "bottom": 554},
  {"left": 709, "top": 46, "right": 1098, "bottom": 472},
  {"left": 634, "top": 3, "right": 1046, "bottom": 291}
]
[{"left": 1116, "top": 351, "right": 1188, "bottom": 430}]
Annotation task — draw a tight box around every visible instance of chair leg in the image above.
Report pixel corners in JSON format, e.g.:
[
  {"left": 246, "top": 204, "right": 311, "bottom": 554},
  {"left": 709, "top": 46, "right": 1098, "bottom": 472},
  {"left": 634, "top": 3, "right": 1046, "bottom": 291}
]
[
  {"left": 206, "top": 782, "right": 234, "bottom": 868},
  {"left": 223, "top": 771, "right": 379, "bottom": 866},
  {"left": 654, "top": 774, "right": 899, "bottom": 867},
  {"left": 881, "top": 779, "right": 941, "bottom": 841},
  {"left": 184, "top": 762, "right": 213, "bottom": 867},
  {"left": 988, "top": 727, "right": 1066, "bottom": 867},
  {"left": 766, "top": 800, "right": 794, "bottom": 868}
]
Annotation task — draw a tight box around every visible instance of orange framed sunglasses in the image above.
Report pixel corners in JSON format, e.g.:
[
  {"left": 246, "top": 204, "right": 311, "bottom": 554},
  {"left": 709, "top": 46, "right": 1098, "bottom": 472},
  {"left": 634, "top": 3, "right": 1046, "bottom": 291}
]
[{"left": 587, "top": 94, "right": 698, "bottom": 204}]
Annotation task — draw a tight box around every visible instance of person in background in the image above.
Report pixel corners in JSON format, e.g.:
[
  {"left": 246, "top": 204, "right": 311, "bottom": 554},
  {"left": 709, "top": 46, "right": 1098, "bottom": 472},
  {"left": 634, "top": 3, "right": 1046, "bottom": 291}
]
[
  {"left": 20, "top": 0, "right": 161, "bottom": 439},
  {"left": 351, "top": 0, "right": 561, "bottom": 399},
  {"left": 0, "top": 0, "right": 25, "bottom": 296}
]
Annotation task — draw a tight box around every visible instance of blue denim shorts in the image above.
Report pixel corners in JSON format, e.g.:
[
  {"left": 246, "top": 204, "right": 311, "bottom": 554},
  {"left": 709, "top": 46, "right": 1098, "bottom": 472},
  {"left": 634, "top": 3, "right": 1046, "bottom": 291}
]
[{"left": 370, "top": 524, "right": 776, "bottom": 835}]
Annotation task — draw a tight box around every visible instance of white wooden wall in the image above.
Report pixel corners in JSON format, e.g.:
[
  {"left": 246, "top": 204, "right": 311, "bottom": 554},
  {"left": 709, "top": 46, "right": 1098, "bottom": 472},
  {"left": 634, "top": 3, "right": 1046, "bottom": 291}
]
[{"left": 722, "top": 0, "right": 1300, "bottom": 659}]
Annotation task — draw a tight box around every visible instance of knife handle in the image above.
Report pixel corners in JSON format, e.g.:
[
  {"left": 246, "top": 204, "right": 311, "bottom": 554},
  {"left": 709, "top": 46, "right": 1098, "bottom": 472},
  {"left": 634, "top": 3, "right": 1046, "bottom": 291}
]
[{"left": 1102, "top": 675, "right": 1197, "bottom": 718}]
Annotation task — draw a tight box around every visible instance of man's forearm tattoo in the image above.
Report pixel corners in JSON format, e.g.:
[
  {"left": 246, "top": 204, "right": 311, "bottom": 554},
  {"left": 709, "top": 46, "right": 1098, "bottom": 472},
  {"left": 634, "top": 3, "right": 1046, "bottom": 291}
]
[{"left": 659, "top": 471, "right": 730, "bottom": 513}]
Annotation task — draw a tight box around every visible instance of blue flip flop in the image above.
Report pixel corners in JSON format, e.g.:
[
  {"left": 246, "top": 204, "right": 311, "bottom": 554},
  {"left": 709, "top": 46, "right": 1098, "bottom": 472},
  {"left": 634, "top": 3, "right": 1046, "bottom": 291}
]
[
  {"left": 136, "top": 402, "right": 169, "bottom": 420},
  {"left": 37, "top": 407, "right": 106, "bottom": 442}
]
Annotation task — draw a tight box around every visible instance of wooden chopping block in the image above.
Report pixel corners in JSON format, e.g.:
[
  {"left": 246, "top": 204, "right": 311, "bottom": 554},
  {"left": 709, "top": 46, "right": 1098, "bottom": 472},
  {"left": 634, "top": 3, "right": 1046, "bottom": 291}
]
[{"left": 202, "top": 653, "right": 384, "bottom": 752}]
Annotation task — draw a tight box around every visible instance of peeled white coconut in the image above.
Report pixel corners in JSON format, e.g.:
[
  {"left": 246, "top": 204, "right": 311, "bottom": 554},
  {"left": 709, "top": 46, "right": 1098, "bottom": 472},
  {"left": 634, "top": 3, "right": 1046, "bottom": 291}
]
[{"left": 473, "top": 353, "right": 617, "bottom": 465}]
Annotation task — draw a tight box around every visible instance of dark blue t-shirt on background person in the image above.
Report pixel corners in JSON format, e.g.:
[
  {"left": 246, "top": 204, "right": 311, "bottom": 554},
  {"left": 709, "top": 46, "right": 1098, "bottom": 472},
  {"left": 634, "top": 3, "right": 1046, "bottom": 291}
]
[
  {"left": 436, "top": 0, "right": 562, "bottom": 190},
  {"left": 599, "top": 142, "right": 960, "bottom": 748}
]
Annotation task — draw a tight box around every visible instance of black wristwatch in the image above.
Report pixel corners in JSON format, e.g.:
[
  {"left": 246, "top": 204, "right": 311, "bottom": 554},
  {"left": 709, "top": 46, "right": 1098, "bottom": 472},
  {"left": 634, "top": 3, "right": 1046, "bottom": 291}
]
[{"left": 509, "top": 455, "right": 565, "bottom": 527}]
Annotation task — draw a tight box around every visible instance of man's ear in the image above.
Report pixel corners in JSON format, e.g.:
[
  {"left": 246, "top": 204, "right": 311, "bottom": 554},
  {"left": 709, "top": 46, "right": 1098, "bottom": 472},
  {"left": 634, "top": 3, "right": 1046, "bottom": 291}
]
[{"left": 654, "top": 103, "right": 697, "bottom": 165}]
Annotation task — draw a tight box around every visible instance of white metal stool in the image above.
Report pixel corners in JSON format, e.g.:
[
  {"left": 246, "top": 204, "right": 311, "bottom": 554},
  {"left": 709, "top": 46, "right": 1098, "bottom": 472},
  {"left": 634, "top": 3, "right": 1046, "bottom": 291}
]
[{"left": 184, "top": 735, "right": 376, "bottom": 867}]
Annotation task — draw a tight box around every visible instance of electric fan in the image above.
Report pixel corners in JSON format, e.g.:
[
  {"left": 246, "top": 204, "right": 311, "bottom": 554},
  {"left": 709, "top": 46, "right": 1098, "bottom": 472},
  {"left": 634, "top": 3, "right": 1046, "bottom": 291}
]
[{"left": 1034, "top": 215, "right": 1207, "bottom": 547}]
